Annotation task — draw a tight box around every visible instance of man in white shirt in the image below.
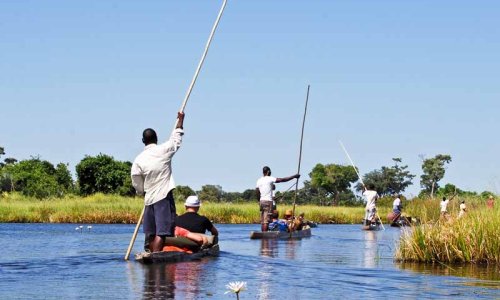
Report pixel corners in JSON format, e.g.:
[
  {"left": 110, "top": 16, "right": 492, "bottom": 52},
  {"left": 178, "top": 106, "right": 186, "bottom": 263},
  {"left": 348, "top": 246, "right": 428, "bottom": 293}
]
[
  {"left": 131, "top": 112, "right": 185, "bottom": 252},
  {"left": 440, "top": 197, "right": 450, "bottom": 217},
  {"left": 458, "top": 200, "right": 467, "bottom": 218},
  {"left": 362, "top": 184, "right": 379, "bottom": 225},
  {"left": 256, "top": 166, "right": 300, "bottom": 231}
]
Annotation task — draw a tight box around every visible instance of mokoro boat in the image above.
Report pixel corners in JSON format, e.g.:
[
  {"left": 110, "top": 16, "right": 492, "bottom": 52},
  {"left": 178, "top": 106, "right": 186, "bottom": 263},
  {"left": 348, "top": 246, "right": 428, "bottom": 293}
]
[
  {"left": 361, "top": 219, "right": 383, "bottom": 231},
  {"left": 249, "top": 227, "right": 312, "bottom": 239},
  {"left": 390, "top": 216, "right": 421, "bottom": 227},
  {"left": 135, "top": 244, "right": 220, "bottom": 264},
  {"left": 135, "top": 235, "right": 219, "bottom": 264}
]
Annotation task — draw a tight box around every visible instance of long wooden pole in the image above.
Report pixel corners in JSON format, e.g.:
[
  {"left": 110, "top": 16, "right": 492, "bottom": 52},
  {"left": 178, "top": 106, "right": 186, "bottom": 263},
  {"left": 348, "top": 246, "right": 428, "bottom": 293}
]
[
  {"left": 339, "top": 140, "right": 385, "bottom": 230},
  {"left": 292, "top": 85, "right": 310, "bottom": 218},
  {"left": 125, "top": 0, "right": 228, "bottom": 260}
]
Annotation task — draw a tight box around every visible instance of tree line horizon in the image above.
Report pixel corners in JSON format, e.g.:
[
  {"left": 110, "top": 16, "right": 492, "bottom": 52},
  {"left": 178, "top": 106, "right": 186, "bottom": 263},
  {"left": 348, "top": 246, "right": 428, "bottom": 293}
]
[{"left": 0, "top": 146, "right": 495, "bottom": 203}]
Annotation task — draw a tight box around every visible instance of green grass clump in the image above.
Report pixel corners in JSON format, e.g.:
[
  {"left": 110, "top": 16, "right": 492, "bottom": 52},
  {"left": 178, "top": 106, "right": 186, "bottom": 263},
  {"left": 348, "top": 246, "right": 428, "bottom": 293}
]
[{"left": 396, "top": 196, "right": 499, "bottom": 264}]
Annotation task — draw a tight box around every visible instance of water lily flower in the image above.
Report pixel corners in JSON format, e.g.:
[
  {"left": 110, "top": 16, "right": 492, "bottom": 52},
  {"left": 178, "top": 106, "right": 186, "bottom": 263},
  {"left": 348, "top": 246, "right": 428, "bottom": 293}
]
[{"left": 225, "top": 281, "right": 247, "bottom": 299}]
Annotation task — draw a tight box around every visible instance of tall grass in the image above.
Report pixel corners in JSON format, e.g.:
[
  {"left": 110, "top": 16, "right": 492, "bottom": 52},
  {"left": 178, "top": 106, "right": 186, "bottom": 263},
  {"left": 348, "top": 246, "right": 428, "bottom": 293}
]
[
  {"left": 0, "top": 192, "right": 378, "bottom": 224},
  {"left": 396, "top": 196, "right": 499, "bottom": 264}
]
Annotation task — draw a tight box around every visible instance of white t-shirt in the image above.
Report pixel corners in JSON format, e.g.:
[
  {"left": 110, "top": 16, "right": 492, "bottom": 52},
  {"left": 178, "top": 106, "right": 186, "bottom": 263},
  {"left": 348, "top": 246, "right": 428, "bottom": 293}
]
[
  {"left": 363, "top": 190, "right": 379, "bottom": 209},
  {"left": 459, "top": 203, "right": 466, "bottom": 217},
  {"left": 440, "top": 199, "right": 449, "bottom": 212},
  {"left": 256, "top": 176, "right": 277, "bottom": 201},
  {"left": 393, "top": 198, "right": 401, "bottom": 210}
]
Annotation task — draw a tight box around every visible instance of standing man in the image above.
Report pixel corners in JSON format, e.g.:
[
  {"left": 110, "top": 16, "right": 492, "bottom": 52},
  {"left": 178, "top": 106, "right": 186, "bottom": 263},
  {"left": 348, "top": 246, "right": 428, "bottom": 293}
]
[
  {"left": 458, "top": 200, "right": 467, "bottom": 218},
  {"left": 176, "top": 195, "right": 219, "bottom": 243},
  {"left": 440, "top": 196, "right": 450, "bottom": 218},
  {"left": 487, "top": 195, "right": 495, "bottom": 209},
  {"left": 363, "top": 184, "right": 379, "bottom": 225},
  {"left": 131, "top": 112, "right": 185, "bottom": 252},
  {"left": 256, "top": 166, "right": 299, "bottom": 231},
  {"left": 392, "top": 194, "right": 403, "bottom": 220}
]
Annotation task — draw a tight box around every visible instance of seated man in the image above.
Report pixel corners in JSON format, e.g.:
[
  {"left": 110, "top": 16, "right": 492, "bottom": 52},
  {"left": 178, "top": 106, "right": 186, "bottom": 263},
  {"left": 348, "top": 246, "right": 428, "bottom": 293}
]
[
  {"left": 268, "top": 210, "right": 288, "bottom": 232},
  {"left": 175, "top": 195, "right": 219, "bottom": 243},
  {"left": 283, "top": 209, "right": 304, "bottom": 232}
]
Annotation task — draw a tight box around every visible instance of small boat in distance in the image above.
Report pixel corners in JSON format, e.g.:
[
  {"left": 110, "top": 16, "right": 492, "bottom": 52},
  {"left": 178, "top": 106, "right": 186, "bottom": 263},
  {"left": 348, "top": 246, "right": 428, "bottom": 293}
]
[
  {"left": 250, "top": 226, "right": 312, "bottom": 240},
  {"left": 361, "top": 219, "right": 383, "bottom": 231}
]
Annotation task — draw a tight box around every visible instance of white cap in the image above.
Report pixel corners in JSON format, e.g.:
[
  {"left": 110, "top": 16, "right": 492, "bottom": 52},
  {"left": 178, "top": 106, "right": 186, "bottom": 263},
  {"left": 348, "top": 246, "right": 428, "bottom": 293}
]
[{"left": 184, "top": 195, "right": 201, "bottom": 207}]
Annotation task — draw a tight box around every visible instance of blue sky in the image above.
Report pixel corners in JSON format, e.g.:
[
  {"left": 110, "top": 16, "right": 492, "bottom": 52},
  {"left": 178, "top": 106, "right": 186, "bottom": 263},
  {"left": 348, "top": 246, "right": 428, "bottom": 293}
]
[{"left": 1, "top": 0, "right": 499, "bottom": 197}]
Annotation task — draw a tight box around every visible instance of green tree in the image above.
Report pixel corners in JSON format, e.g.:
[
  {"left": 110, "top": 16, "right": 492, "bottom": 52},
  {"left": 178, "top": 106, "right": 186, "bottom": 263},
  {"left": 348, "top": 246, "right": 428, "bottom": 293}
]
[
  {"left": 198, "top": 185, "right": 224, "bottom": 202},
  {"left": 7, "top": 157, "right": 60, "bottom": 198},
  {"left": 173, "top": 185, "right": 195, "bottom": 202},
  {"left": 309, "top": 163, "right": 358, "bottom": 206},
  {"left": 76, "top": 154, "right": 133, "bottom": 196},
  {"left": 420, "top": 154, "right": 452, "bottom": 198},
  {"left": 356, "top": 158, "right": 415, "bottom": 196}
]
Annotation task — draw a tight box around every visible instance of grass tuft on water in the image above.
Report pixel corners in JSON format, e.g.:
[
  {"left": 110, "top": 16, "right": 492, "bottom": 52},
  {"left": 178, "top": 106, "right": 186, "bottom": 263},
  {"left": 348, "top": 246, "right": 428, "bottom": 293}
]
[{"left": 395, "top": 196, "right": 499, "bottom": 265}]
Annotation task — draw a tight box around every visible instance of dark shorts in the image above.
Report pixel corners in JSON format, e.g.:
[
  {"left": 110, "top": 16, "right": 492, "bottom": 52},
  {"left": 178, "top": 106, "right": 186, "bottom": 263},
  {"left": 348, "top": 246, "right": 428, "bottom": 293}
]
[
  {"left": 143, "top": 191, "right": 176, "bottom": 237},
  {"left": 260, "top": 201, "right": 273, "bottom": 225}
]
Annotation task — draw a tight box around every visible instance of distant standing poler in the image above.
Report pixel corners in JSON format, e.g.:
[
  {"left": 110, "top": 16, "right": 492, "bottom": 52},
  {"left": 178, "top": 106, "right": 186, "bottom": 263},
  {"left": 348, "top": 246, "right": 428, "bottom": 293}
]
[
  {"left": 458, "top": 200, "right": 467, "bottom": 218},
  {"left": 440, "top": 196, "right": 450, "bottom": 218},
  {"left": 131, "top": 112, "right": 185, "bottom": 252},
  {"left": 393, "top": 194, "right": 403, "bottom": 218},
  {"left": 256, "top": 166, "right": 300, "bottom": 231},
  {"left": 487, "top": 195, "right": 495, "bottom": 209},
  {"left": 362, "top": 184, "right": 379, "bottom": 225}
]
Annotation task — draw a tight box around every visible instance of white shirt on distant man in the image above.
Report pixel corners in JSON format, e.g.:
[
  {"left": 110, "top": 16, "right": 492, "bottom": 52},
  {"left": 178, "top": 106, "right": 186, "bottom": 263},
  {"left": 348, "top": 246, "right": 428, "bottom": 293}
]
[
  {"left": 440, "top": 199, "right": 449, "bottom": 213},
  {"left": 256, "top": 176, "right": 277, "bottom": 202},
  {"left": 363, "top": 190, "right": 379, "bottom": 210}
]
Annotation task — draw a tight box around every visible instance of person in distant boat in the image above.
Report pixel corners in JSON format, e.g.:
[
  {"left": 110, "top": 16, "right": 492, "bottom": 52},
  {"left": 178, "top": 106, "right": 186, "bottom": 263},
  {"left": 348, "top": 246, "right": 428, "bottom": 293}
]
[
  {"left": 392, "top": 194, "right": 403, "bottom": 221},
  {"left": 363, "top": 184, "right": 379, "bottom": 225},
  {"left": 176, "top": 195, "right": 219, "bottom": 244},
  {"left": 458, "top": 200, "right": 467, "bottom": 218},
  {"left": 256, "top": 166, "right": 300, "bottom": 231},
  {"left": 487, "top": 195, "right": 495, "bottom": 209},
  {"left": 440, "top": 196, "right": 450, "bottom": 218},
  {"left": 268, "top": 210, "right": 288, "bottom": 232},
  {"left": 131, "top": 112, "right": 185, "bottom": 252}
]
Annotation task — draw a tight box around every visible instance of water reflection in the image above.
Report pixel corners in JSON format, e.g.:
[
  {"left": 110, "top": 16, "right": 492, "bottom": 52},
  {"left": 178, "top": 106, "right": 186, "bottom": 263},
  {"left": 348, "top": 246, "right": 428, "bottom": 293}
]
[
  {"left": 363, "top": 231, "right": 378, "bottom": 268},
  {"left": 398, "top": 262, "right": 500, "bottom": 284},
  {"left": 141, "top": 260, "right": 209, "bottom": 300},
  {"left": 260, "top": 239, "right": 278, "bottom": 257}
]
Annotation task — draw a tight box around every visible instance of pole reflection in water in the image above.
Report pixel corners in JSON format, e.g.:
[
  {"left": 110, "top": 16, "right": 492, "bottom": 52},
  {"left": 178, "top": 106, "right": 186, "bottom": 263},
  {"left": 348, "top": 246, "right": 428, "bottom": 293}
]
[{"left": 363, "top": 231, "right": 378, "bottom": 268}]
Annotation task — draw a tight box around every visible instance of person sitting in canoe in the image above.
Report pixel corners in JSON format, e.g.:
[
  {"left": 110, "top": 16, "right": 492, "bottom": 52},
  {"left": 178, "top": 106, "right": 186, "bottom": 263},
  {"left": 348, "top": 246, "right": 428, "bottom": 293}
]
[
  {"left": 362, "top": 184, "right": 379, "bottom": 225},
  {"left": 256, "top": 166, "right": 300, "bottom": 231},
  {"left": 176, "top": 195, "right": 219, "bottom": 244},
  {"left": 268, "top": 210, "right": 288, "bottom": 232},
  {"left": 283, "top": 209, "right": 305, "bottom": 231}
]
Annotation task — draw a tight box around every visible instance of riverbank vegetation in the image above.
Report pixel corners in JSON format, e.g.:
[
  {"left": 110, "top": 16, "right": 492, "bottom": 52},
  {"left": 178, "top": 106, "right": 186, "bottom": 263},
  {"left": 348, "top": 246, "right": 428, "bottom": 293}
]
[
  {"left": 0, "top": 192, "right": 373, "bottom": 224},
  {"left": 396, "top": 196, "right": 499, "bottom": 264}
]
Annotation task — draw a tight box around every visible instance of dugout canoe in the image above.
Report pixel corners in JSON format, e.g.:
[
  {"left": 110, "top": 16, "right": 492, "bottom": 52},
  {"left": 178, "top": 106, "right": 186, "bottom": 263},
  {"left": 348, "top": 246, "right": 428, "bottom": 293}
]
[
  {"left": 361, "top": 219, "right": 383, "bottom": 231},
  {"left": 249, "top": 227, "right": 312, "bottom": 239},
  {"left": 135, "top": 236, "right": 219, "bottom": 264}
]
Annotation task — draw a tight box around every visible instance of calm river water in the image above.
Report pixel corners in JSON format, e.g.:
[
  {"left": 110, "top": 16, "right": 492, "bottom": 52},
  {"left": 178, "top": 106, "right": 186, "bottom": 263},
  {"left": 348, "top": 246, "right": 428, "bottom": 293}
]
[{"left": 0, "top": 223, "right": 498, "bottom": 299}]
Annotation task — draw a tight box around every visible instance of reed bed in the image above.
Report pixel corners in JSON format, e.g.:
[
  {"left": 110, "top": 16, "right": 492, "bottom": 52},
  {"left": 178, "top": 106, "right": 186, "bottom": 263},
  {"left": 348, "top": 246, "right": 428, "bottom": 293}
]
[
  {"left": 0, "top": 192, "right": 375, "bottom": 224},
  {"left": 396, "top": 196, "right": 499, "bottom": 264}
]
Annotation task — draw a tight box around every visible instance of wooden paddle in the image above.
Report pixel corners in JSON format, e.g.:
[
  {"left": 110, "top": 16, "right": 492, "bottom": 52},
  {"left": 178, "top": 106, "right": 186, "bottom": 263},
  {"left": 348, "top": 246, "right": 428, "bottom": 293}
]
[{"left": 124, "top": 0, "right": 228, "bottom": 260}]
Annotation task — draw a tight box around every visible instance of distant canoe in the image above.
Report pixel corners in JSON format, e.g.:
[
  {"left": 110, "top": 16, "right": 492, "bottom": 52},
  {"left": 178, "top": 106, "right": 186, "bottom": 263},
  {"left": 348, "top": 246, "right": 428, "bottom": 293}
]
[
  {"left": 135, "top": 244, "right": 220, "bottom": 264},
  {"left": 249, "top": 227, "right": 312, "bottom": 239},
  {"left": 361, "top": 219, "right": 383, "bottom": 231}
]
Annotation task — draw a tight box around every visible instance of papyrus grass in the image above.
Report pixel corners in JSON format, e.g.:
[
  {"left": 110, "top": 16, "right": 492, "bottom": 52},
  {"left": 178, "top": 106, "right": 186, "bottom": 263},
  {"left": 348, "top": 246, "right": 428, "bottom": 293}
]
[{"left": 396, "top": 202, "right": 499, "bottom": 264}]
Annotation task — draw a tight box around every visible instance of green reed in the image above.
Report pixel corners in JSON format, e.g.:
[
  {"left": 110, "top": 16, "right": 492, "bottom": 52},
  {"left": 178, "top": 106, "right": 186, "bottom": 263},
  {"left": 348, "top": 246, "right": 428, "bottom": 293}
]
[
  {"left": 396, "top": 196, "right": 499, "bottom": 264},
  {"left": 0, "top": 192, "right": 377, "bottom": 224}
]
